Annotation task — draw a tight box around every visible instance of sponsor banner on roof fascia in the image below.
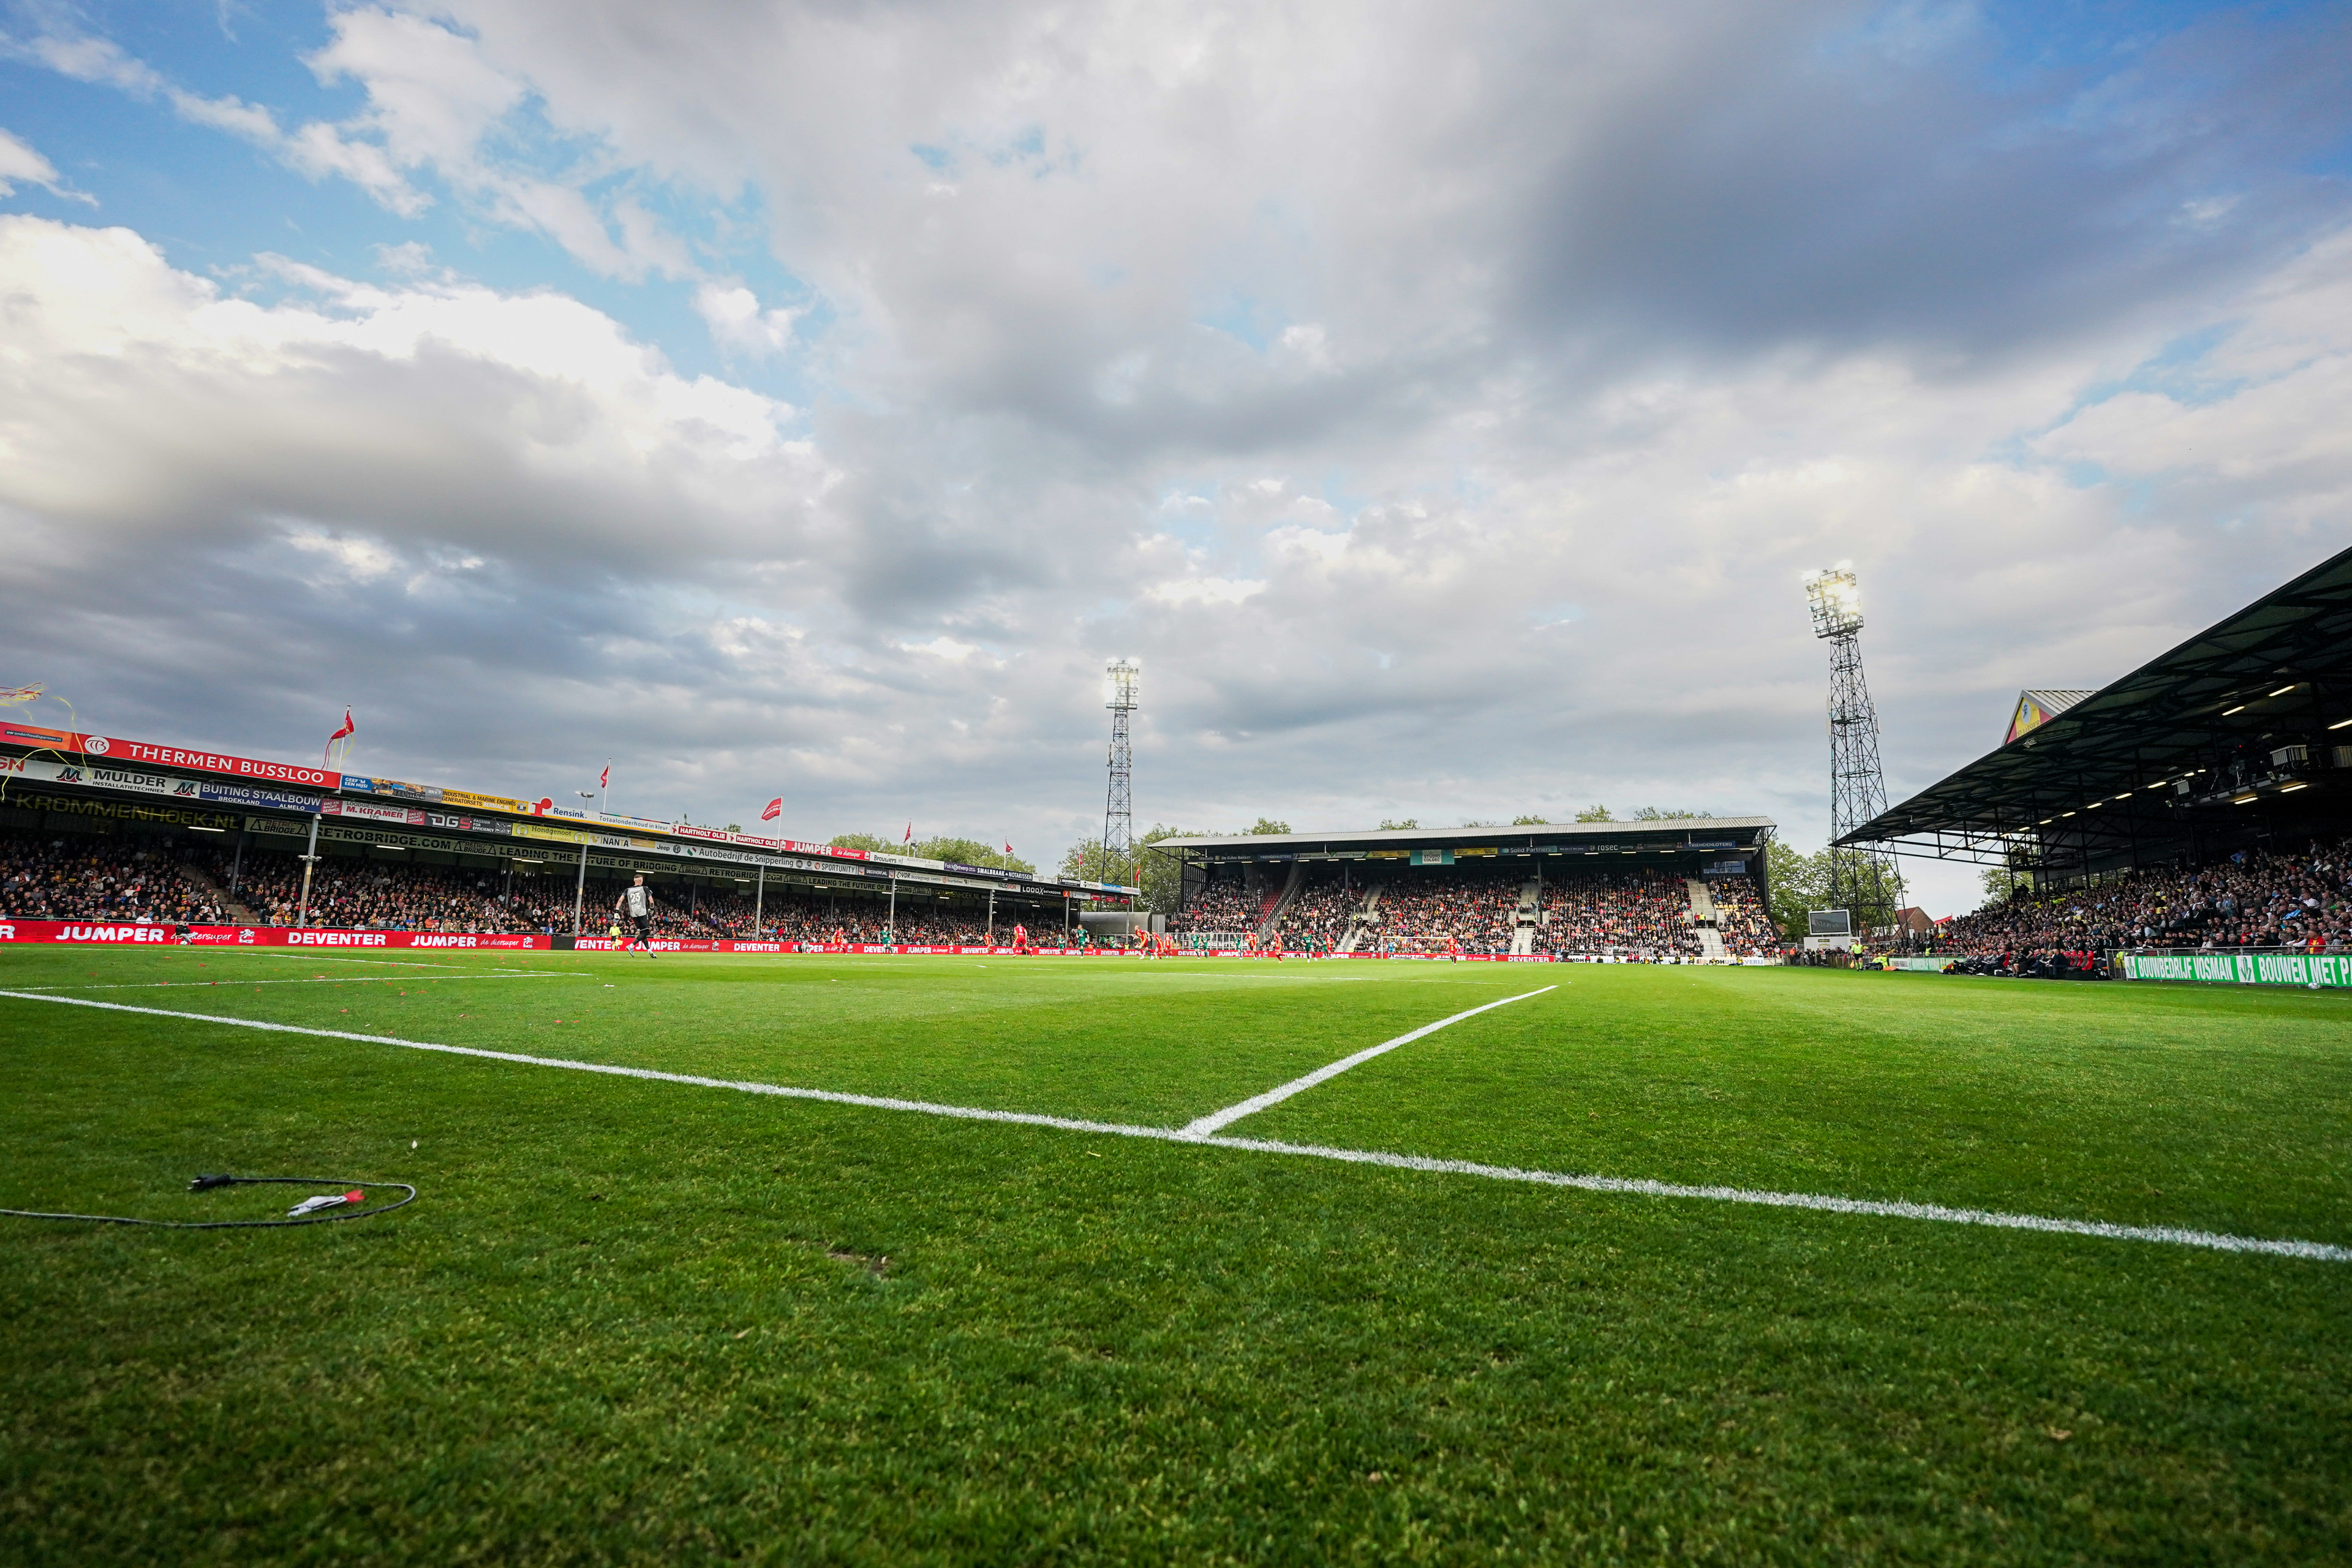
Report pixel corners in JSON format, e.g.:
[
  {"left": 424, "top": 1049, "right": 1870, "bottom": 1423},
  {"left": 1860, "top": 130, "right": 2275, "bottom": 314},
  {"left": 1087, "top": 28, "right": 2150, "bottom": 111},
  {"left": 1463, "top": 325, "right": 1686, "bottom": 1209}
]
[
  {"left": 345, "top": 775, "right": 442, "bottom": 804},
  {"left": 2, "top": 755, "right": 202, "bottom": 800},
  {"left": 516, "top": 821, "right": 655, "bottom": 851},
  {"left": 443, "top": 787, "right": 533, "bottom": 815},
  {"left": 80, "top": 735, "right": 339, "bottom": 790},
  {"left": 0, "top": 759, "right": 330, "bottom": 819},
  {"left": 1, "top": 722, "right": 82, "bottom": 750},
  {"left": 12, "top": 790, "right": 241, "bottom": 830},
  {"left": 423, "top": 810, "right": 512, "bottom": 836},
  {"left": 199, "top": 780, "right": 321, "bottom": 813},
  {"left": 2121, "top": 952, "right": 2351, "bottom": 988},
  {"left": 326, "top": 799, "right": 428, "bottom": 826},
  {"left": 249, "top": 818, "right": 512, "bottom": 858}
]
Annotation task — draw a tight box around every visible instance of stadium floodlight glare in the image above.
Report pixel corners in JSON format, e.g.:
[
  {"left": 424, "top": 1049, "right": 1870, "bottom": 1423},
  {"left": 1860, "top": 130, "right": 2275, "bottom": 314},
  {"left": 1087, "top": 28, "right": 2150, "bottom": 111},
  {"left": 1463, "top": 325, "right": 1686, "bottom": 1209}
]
[
  {"left": 2223, "top": 704, "right": 2247, "bottom": 715},
  {"left": 2270, "top": 685, "right": 2296, "bottom": 697},
  {"left": 1803, "top": 565, "right": 1863, "bottom": 639},
  {"left": 2331, "top": 716, "right": 2352, "bottom": 730}
]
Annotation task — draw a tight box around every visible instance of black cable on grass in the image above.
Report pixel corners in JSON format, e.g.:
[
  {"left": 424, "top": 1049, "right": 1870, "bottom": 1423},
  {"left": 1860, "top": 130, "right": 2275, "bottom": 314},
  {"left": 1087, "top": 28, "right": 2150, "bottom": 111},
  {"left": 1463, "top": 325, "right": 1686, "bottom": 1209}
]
[{"left": 0, "top": 1175, "right": 417, "bottom": 1230}]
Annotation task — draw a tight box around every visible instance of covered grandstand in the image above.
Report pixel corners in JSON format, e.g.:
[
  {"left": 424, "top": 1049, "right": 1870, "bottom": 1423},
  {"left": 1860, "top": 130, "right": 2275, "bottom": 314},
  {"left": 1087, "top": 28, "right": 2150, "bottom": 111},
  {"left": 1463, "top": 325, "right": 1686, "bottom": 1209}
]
[
  {"left": 1842, "top": 543, "right": 2352, "bottom": 882},
  {"left": 0, "top": 722, "right": 1132, "bottom": 949},
  {"left": 1153, "top": 819, "right": 1779, "bottom": 960}
]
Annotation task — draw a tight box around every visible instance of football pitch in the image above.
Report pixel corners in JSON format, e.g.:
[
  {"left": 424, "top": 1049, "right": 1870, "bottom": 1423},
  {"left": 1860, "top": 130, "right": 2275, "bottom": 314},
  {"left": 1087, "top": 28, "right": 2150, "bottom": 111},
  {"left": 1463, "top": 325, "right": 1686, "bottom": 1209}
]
[{"left": 3, "top": 949, "right": 2348, "bottom": 1563}]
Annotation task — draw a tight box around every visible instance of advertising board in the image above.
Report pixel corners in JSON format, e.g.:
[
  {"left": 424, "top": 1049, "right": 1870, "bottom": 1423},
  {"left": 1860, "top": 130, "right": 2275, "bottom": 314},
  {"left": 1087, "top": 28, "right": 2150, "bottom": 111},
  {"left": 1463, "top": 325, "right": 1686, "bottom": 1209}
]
[
  {"left": 326, "top": 799, "right": 428, "bottom": 826},
  {"left": 2120, "top": 951, "right": 2351, "bottom": 989},
  {"left": 0, "top": 921, "right": 549, "bottom": 950},
  {"left": 442, "top": 788, "right": 531, "bottom": 815},
  {"left": 90, "top": 736, "right": 339, "bottom": 790}
]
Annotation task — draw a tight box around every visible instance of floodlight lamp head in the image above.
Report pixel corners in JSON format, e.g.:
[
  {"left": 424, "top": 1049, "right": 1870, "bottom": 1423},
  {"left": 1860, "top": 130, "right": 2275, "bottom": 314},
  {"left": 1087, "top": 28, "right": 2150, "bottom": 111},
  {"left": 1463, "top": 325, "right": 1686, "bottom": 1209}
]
[
  {"left": 1103, "top": 657, "right": 1140, "bottom": 709},
  {"left": 1804, "top": 566, "right": 1863, "bottom": 639}
]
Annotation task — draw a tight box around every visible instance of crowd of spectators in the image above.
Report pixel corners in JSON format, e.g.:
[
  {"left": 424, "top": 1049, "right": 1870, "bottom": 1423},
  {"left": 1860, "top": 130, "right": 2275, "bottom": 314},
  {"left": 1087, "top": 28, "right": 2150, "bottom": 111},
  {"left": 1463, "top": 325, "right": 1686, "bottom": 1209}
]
[
  {"left": 0, "top": 833, "right": 1064, "bottom": 943},
  {"left": 1905, "top": 837, "right": 2352, "bottom": 960},
  {"left": 1541, "top": 867, "right": 1702, "bottom": 958},
  {"left": 1710, "top": 877, "right": 1777, "bottom": 958},
  {"left": 1170, "top": 878, "right": 1261, "bottom": 935},
  {"left": 0, "top": 829, "right": 227, "bottom": 924},
  {"left": 1275, "top": 872, "right": 1364, "bottom": 949},
  {"left": 212, "top": 848, "right": 521, "bottom": 933},
  {"left": 1366, "top": 869, "right": 1522, "bottom": 956}
]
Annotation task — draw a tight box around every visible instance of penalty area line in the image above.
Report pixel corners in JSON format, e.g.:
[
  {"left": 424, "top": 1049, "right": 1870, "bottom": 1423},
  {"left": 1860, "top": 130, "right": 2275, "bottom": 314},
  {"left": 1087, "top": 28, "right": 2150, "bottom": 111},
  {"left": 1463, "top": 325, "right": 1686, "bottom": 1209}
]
[{"left": 1, "top": 988, "right": 2343, "bottom": 1265}]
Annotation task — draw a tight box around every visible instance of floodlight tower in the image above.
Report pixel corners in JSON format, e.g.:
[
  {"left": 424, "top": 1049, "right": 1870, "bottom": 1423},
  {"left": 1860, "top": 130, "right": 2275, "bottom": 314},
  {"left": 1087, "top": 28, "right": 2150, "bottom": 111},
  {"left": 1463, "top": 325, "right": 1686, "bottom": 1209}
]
[
  {"left": 1804, "top": 565, "right": 1904, "bottom": 937},
  {"left": 1102, "top": 658, "right": 1140, "bottom": 888}
]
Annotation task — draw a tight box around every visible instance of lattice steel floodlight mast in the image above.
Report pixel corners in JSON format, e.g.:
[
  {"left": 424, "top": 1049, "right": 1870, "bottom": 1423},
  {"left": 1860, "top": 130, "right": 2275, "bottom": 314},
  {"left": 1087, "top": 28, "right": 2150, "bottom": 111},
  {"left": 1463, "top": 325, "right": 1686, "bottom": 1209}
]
[
  {"left": 1804, "top": 565, "right": 1905, "bottom": 937},
  {"left": 1102, "top": 658, "right": 1140, "bottom": 893}
]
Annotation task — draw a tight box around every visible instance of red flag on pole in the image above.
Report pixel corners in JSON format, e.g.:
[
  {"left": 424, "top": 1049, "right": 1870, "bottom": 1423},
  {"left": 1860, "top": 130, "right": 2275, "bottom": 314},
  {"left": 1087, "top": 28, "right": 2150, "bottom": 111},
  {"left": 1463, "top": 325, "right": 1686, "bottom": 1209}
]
[
  {"left": 903, "top": 823, "right": 913, "bottom": 844},
  {"left": 1004, "top": 842, "right": 1014, "bottom": 856},
  {"left": 599, "top": 764, "right": 610, "bottom": 789},
  {"left": 324, "top": 709, "right": 355, "bottom": 765},
  {"left": 761, "top": 798, "right": 782, "bottom": 821}
]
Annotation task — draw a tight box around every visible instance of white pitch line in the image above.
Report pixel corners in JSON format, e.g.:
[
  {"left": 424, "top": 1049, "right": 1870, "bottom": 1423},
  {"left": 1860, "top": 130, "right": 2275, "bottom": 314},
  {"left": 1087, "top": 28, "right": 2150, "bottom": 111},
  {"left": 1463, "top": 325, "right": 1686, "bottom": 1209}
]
[
  {"left": 1178, "top": 985, "right": 1556, "bottom": 1137},
  {"left": 1, "top": 988, "right": 2343, "bottom": 1265}
]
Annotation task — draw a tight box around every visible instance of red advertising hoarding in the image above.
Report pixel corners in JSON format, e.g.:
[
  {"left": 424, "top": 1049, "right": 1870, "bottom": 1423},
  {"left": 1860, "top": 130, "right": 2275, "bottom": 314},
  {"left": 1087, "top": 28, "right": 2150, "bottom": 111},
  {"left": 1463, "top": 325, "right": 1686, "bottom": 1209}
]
[
  {"left": 81, "top": 736, "right": 341, "bottom": 790},
  {"left": 0, "top": 921, "right": 548, "bottom": 949}
]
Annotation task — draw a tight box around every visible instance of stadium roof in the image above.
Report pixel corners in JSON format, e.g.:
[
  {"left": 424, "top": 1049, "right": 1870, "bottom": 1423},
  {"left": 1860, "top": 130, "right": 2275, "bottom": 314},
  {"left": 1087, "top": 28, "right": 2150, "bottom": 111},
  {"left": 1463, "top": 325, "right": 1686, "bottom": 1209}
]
[
  {"left": 1844, "top": 541, "right": 2352, "bottom": 864},
  {"left": 1156, "top": 818, "right": 1775, "bottom": 858}
]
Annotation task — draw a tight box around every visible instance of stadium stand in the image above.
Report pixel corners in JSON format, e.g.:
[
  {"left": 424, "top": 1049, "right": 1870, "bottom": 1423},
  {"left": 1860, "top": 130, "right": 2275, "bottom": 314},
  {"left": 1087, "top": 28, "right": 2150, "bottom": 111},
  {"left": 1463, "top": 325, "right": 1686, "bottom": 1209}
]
[
  {"left": 0, "top": 828, "right": 227, "bottom": 924},
  {"left": 0, "top": 829, "right": 1068, "bottom": 945},
  {"left": 1169, "top": 878, "right": 1258, "bottom": 937},
  {"left": 1363, "top": 869, "right": 1521, "bottom": 956},
  {"left": 1901, "top": 837, "right": 2352, "bottom": 961},
  {"left": 1709, "top": 875, "right": 1779, "bottom": 957},
  {"left": 1537, "top": 867, "right": 1704, "bottom": 959},
  {"left": 1273, "top": 870, "right": 1364, "bottom": 949},
  {"left": 1170, "top": 856, "right": 1776, "bottom": 960}
]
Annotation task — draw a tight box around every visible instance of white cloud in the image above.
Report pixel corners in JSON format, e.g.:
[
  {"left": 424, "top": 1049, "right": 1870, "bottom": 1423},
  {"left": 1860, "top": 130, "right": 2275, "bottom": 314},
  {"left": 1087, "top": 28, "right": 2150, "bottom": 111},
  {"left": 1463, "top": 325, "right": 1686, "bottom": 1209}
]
[
  {"left": 693, "top": 281, "right": 801, "bottom": 356},
  {"left": 0, "top": 216, "right": 820, "bottom": 556},
  {"left": 1147, "top": 576, "right": 1265, "bottom": 606},
  {"left": 0, "top": 126, "right": 88, "bottom": 202}
]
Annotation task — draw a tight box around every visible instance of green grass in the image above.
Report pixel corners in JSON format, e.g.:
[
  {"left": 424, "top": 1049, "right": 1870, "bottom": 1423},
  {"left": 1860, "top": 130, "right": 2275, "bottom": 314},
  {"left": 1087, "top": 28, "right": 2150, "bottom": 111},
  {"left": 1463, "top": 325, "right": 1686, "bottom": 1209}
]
[{"left": 2, "top": 948, "right": 2348, "bottom": 1564}]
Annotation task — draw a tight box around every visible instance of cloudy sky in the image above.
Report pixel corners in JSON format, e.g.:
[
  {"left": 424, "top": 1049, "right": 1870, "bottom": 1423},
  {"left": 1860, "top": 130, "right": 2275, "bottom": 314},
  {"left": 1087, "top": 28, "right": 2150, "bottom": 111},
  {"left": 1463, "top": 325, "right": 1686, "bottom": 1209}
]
[{"left": 2, "top": 0, "right": 2349, "bottom": 912}]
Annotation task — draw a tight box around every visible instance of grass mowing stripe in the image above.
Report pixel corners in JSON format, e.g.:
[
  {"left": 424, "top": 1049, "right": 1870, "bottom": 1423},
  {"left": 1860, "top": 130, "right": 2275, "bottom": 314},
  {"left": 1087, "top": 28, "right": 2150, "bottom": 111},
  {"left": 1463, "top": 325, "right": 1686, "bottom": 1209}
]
[
  {"left": 5, "top": 987, "right": 2344, "bottom": 1264},
  {"left": 18, "top": 973, "right": 586, "bottom": 991},
  {"left": 1178, "top": 984, "right": 1558, "bottom": 1136}
]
